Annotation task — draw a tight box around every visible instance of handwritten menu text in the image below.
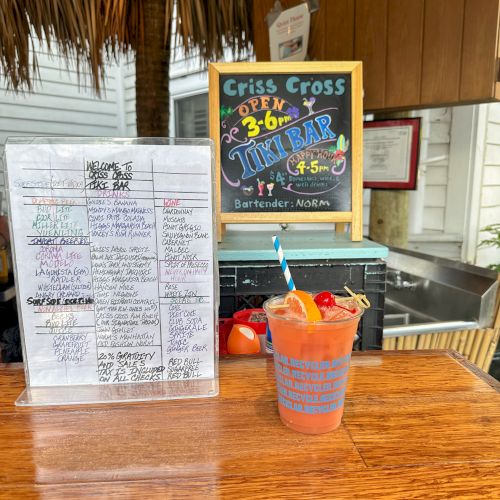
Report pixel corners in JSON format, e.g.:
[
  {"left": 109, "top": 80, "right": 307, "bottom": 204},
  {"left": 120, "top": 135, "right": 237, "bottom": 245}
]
[{"left": 6, "top": 143, "right": 215, "bottom": 387}]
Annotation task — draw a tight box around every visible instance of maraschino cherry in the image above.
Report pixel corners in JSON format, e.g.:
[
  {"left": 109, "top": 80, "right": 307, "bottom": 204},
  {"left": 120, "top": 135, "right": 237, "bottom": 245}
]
[{"left": 314, "top": 291, "right": 336, "bottom": 308}]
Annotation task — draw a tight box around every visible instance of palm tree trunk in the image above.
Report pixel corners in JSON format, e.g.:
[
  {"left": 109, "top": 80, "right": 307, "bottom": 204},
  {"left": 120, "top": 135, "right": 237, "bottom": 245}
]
[{"left": 135, "top": 0, "right": 170, "bottom": 136}]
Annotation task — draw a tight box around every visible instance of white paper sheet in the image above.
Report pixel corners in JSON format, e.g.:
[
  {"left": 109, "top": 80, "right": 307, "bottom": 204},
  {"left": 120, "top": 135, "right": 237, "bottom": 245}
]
[
  {"left": 269, "top": 3, "right": 310, "bottom": 62},
  {"left": 5, "top": 142, "right": 216, "bottom": 387},
  {"left": 363, "top": 126, "right": 413, "bottom": 182}
]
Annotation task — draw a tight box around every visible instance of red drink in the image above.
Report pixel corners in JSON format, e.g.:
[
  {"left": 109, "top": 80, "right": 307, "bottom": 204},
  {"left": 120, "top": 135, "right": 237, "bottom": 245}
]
[{"left": 263, "top": 294, "right": 363, "bottom": 434}]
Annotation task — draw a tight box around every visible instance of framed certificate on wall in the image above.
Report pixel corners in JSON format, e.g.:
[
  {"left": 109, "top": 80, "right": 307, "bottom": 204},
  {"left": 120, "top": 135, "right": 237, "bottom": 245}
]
[{"left": 363, "top": 118, "right": 420, "bottom": 190}]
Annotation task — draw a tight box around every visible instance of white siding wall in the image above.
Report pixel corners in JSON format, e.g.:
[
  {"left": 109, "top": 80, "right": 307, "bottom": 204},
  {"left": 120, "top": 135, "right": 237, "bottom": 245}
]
[
  {"left": 363, "top": 109, "right": 452, "bottom": 233},
  {"left": 171, "top": 45, "right": 205, "bottom": 78},
  {"left": 0, "top": 41, "right": 128, "bottom": 214},
  {"left": 476, "top": 103, "right": 500, "bottom": 269},
  {"left": 123, "top": 59, "right": 137, "bottom": 136},
  {"left": 421, "top": 108, "right": 452, "bottom": 233},
  {"left": 362, "top": 108, "right": 460, "bottom": 259}
]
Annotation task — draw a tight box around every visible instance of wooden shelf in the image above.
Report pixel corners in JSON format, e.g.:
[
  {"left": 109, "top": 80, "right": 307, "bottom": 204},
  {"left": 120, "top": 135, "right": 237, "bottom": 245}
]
[{"left": 253, "top": 0, "right": 500, "bottom": 112}]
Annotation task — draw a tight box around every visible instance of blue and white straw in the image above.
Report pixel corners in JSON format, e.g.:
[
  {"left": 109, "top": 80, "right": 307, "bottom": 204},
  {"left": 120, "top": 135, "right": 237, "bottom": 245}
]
[{"left": 272, "top": 235, "right": 296, "bottom": 291}]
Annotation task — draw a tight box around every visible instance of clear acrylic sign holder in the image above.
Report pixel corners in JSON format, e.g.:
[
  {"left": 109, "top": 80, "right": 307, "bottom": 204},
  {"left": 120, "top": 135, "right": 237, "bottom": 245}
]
[{"left": 4, "top": 137, "right": 219, "bottom": 406}]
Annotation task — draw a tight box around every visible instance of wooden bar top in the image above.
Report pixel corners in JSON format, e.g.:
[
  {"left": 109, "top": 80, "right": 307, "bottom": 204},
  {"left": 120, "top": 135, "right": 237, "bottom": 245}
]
[{"left": 0, "top": 350, "right": 499, "bottom": 499}]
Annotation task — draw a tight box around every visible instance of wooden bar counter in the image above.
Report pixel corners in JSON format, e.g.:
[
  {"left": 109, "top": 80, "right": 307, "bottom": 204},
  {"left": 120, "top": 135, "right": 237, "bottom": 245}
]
[{"left": 0, "top": 350, "right": 499, "bottom": 498}]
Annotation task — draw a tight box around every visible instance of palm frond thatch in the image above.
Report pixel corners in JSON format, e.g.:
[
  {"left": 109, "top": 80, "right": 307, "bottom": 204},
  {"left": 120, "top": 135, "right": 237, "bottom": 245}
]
[
  {"left": 0, "top": 0, "right": 253, "bottom": 94},
  {"left": 175, "top": 0, "right": 252, "bottom": 63}
]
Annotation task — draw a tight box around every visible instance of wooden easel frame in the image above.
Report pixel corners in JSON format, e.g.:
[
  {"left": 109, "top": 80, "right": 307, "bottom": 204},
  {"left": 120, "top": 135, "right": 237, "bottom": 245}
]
[{"left": 209, "top": 62, "right": 363, "bottom": 241}]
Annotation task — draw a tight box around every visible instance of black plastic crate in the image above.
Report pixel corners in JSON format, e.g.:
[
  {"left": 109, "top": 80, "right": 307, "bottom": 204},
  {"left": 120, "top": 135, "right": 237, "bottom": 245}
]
[{"left": 218, "top": 259, "right": 386, "bottom": 350}]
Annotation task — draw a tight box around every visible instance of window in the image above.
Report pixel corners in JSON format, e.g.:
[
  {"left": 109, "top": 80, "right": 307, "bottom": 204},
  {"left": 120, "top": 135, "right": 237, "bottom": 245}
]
[{"left": 174, "top": 93, "right": 209, "bottom": 138}]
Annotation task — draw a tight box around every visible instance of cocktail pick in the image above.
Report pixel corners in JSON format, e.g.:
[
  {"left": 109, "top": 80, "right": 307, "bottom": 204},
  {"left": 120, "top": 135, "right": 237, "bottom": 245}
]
[
  {"left": 272, "top": 235, "right": 296, "bottom": 291},
  {"left": 343, "top": 286, "right": 371, "bottom": 309}
]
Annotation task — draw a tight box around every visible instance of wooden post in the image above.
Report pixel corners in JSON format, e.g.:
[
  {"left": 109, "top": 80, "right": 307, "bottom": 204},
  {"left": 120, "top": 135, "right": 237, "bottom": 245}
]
[{"left": 369, "top": 190, "right": 408, "bottom": 247}]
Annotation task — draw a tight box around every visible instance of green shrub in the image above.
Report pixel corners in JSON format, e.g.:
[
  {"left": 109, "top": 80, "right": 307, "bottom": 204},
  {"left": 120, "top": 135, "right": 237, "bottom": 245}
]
[{"left": 479, "top": 223, "right": 500, "bottom": 272}]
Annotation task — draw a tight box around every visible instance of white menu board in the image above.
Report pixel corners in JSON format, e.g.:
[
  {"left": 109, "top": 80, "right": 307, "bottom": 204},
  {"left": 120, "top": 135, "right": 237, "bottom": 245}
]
[{"left": 5, "top": 139, "right": 217, "bottom": 389}]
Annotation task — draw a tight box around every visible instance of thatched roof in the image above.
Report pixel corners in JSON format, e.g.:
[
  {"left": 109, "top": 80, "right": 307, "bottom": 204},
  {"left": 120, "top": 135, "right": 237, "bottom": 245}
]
[{"left": 0, "top": 0, "right": 253, "bottom": 93}]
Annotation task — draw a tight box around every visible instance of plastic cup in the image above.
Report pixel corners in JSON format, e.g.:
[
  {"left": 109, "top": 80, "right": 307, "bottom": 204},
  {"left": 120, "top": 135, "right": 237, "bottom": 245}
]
[{"left": 263, "top": 295, "right": 363, "bottom": 434}]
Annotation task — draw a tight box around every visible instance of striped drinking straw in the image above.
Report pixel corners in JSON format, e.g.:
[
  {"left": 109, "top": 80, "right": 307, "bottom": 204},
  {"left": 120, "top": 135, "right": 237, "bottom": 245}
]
[{"left": 272, "top": 235, "right": 296, "bottom": 291}]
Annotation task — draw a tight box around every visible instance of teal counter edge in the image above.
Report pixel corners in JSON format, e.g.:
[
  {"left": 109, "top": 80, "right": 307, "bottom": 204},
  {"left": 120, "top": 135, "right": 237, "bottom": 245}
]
[{"left": 217, "top": 231, "right": 389, "bottom": 261}]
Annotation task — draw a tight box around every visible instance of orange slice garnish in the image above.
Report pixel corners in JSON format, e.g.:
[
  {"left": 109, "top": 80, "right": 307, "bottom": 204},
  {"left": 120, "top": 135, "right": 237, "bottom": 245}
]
[{"left": 284, "top": 290, "right": 322, "bottom": 322}]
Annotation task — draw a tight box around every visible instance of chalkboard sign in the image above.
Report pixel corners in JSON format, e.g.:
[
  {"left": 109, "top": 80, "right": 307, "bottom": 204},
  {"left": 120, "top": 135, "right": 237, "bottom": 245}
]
[{"left": 209, "top": 62, "right": 363, "bottom": 241}]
